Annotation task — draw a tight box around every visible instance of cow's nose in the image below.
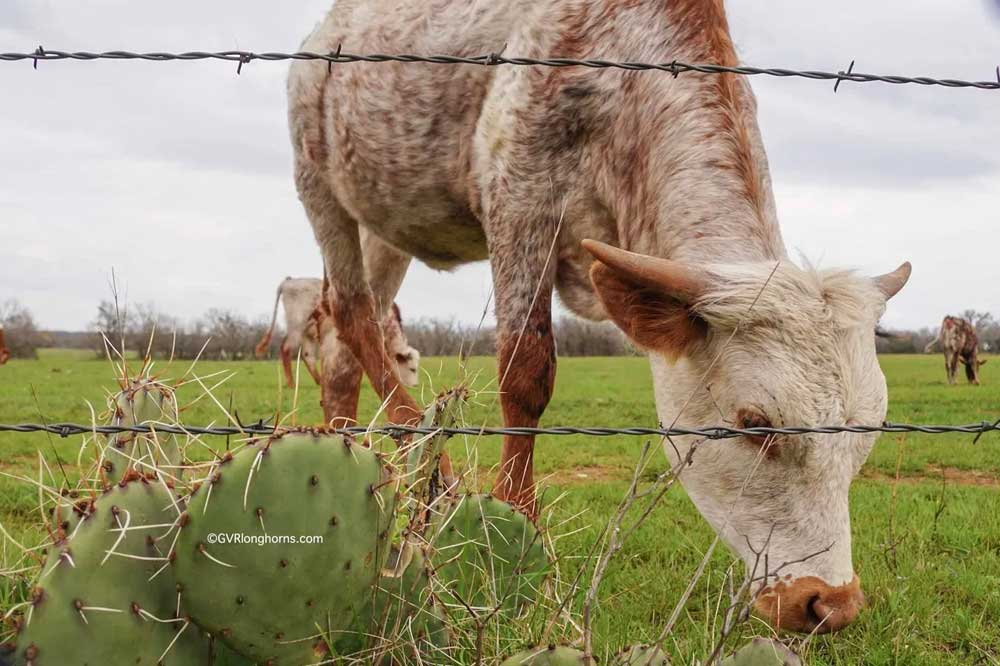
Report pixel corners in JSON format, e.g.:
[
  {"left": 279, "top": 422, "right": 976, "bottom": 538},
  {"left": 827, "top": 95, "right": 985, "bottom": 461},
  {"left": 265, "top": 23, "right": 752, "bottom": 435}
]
[
  {"left": 754, "top": 575, "right": 865, "bottom": 634},
  {"left": 809, "top": 584, "right": 865, "bottom": 633}
]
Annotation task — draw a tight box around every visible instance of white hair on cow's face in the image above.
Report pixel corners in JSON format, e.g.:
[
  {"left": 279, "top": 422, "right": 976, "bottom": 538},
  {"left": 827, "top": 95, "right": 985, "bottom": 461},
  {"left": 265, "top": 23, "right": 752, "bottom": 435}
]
[{"left": 694, "top": 260, "right": 886, "bottom": 333}]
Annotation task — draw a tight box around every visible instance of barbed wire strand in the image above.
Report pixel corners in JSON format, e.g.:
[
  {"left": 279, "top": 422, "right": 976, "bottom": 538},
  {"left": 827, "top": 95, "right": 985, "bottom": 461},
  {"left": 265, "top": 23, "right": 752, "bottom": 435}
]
[
  {"left": 1, "top": 48, "right": 998, "bottom": 91},
  {"left": 1, "top": 421, "right": 999, "bottom": 440}
]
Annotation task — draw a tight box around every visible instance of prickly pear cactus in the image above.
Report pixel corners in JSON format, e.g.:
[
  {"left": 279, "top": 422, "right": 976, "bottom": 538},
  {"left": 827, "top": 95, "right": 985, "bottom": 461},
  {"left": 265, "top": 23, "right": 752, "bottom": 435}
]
[
  {"left": 618, "top": 644, "right": 669, "bottom": 665},
  {"left": 429, "top": 494, "right": 549, "bottom": 616},
  {"left": 400, "top": 387, "right": 465, "bottom": 521},
  {"left": 174, "top": 433, "right": 398, "bottom": 664},
  {"left": 104, "top": 377, "right": 182, "bottom": 480},
  {"left": 13, "top": 478, "right": 210, "bottom": 665},
  {"left": 500, "top": 645, "right": 589, "bottom": 666},
  {"left": 721, "top": 638, "right": 801, "bottom": 666},
  {"left": 368, "top": 545, "right": 450, "bottom": 664}
]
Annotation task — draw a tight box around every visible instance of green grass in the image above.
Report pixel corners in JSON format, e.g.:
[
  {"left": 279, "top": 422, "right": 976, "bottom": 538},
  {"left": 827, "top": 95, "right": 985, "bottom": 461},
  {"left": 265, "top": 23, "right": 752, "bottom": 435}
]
[{"left": 0, "top": 353, "right": 997, "bottom": 664}]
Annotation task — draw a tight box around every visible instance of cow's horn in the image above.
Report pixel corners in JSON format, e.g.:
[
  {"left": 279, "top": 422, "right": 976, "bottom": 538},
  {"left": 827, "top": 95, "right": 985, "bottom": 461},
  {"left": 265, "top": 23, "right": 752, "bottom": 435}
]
[
  {"left": 872, "top": 262, "right": 912, "bottom": 300},
  {"left": 581, "top": 239, "right": 708, "bottom": 302}
]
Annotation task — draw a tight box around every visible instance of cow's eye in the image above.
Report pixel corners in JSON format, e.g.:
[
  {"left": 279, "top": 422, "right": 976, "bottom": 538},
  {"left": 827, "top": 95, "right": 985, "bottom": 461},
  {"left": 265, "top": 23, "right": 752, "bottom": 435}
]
[
  {"left": 395, "top": 353, "right": 410, "bottom": 363},
  {"left": 737, "top": 408, "right": 774, "bottom": 449}
]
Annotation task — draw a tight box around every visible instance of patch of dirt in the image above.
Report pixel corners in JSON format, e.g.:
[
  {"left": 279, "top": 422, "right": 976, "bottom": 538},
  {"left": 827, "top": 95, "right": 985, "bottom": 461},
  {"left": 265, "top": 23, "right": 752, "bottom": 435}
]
[{"left": 861, "top": 466, "right": 999, "bottom": 488}]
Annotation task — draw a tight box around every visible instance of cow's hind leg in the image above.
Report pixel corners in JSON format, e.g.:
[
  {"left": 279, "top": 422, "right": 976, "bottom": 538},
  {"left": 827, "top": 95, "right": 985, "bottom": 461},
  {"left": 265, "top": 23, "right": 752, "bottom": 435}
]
[
  {"left": 316, "top": 232, "right": 413, "bottom": 426},
  {"left": 359, "top": 228, "right": 414, "bottom": 392},
  {"left": 279, "top": 339, "right": 295, "bottom": 389},
  {"left": 296, "top": 163, "right": 421, "bottom": 426}
]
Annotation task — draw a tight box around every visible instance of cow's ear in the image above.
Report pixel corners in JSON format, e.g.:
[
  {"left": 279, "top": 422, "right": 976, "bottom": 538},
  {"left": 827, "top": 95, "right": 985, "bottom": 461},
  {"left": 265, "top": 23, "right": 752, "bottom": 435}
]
[{"left": 583, "top": 240, "right": 709, "bottom": 358}]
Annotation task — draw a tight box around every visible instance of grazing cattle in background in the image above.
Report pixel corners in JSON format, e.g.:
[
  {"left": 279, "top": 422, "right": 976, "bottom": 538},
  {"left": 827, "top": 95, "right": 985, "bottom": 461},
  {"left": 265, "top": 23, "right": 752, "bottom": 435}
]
[
  {"left": 924, "top": 315, "right": 985, "bottom": 385},
  {"left": 255, "top": 277, "right": 420, "bottom": 390},
  {"left": 289, "top": 0, "right": 911, "bottom": 632},
  {"left": 0, "top": 325, "right": 9, "bottom": 365}
]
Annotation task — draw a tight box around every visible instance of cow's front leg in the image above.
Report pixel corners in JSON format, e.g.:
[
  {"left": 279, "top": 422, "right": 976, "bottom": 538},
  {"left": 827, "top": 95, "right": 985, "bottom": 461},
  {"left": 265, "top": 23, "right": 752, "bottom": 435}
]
[
  {"left": 485, "top": 211, "right": 559, "bottom": 517},
  {"left": 946, "top": 353, "right": 959, "bottom": 385},
  {"left": 964, "top": 356, "right": 981, "bottom": 385},
  {"left": 493, "top": 295, "right": 557, "bottom": 517}
]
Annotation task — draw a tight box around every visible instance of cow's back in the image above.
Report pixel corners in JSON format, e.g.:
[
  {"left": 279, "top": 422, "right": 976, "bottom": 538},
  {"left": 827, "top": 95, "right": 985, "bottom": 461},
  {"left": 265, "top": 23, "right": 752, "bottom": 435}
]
[{"left": 289, "top": 0, "right": 533, "bottom": 268}]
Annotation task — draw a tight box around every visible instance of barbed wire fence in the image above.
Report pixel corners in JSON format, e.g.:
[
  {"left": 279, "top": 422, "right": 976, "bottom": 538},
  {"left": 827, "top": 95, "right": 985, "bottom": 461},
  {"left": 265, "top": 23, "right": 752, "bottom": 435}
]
[
  {"left": 2, "top": 420, "right": 999, "bottom": 441},
  {"left": 1, "top": 48, "right": 999, "bottom": 91}
]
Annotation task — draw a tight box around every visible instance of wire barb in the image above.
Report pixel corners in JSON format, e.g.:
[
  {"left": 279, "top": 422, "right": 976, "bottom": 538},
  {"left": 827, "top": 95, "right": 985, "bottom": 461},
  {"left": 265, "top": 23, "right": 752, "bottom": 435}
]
[
  {"left": 236, "top": 52, "right": 251, "bottom": 76},
  {"left": 834, "top": 59, "right": 855, "bottom": 93},
  {"left": 0, "top": 49, "right": 998, "bottom": 90}
]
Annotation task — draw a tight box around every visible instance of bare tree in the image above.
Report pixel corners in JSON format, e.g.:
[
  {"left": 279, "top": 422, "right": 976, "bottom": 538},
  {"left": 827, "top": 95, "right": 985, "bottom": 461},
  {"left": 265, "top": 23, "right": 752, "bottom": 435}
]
[{"left": 0, "top": 300, "right": 44, "bottom": 358}]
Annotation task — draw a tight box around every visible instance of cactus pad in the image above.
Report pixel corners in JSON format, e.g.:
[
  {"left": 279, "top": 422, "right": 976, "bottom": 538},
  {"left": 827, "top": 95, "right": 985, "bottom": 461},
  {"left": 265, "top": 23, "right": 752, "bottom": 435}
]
[
  {"left": 14, "top": 479, "right": 208, "bottom": 665},
  {"left": 104, "top": 377, "right": 182, "bottom": 480},
  {"left": 618, "top": 644, "right": 669, "bottom": 665},
  {"left": 174, "top": 433, "right": 397, "bottom": 664},
  {"left": 429, "top": 494, "right": 549, "bottom": 616},
  {"left": 400, "top": 387, "right": 465, "bottom": 525},
  {"left": 721, "top": 638, "right": 801, "bottom": 666},
  {"left": 500, "top": 645, "right": 589, "bottom": 666},
  {"left": 367, "top": 545, "right": 450, "bottom": 663}
]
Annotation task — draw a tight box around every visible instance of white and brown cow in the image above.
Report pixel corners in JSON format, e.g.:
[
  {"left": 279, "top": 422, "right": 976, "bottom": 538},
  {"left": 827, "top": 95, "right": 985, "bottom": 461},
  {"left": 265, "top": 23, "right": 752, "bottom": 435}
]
[
  {"left": 255, "top": 277, "right": 420, "bottom": 391},
  {"left": 0, "top": 325, "right": 9, "bottom": 365},
  {"left": 288, "top": 0, "right": 911, "bottom": 632},
  {"left": 924, "top": 315, "right": 986, "bottom": 385}
]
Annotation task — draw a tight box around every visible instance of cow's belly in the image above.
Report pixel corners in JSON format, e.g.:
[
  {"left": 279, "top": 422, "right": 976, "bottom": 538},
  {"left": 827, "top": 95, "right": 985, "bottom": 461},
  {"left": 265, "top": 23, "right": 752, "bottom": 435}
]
[{"left": 295, "top": 0, "right": 536, "bottom": 269}]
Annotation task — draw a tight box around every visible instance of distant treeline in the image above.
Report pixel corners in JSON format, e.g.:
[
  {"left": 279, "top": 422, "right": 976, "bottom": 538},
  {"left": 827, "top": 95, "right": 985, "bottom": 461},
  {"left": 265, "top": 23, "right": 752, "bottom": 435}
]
[
  {"left": 2, "top": 299, "right": 998, "bottom": 360},
  {"left": 403, "top": 316, "right": 634, "bottom": 358}
]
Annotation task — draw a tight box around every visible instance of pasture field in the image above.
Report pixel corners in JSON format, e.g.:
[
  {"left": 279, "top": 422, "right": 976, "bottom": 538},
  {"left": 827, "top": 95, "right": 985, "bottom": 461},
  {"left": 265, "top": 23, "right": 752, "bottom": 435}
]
[{"left": 0, "top": 350, "right": 998, "bottom": 664}]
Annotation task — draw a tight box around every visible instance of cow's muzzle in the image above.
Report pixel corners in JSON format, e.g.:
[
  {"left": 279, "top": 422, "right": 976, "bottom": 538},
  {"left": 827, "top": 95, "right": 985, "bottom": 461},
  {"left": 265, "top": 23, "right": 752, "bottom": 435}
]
[{"left": 754, "top": 574, "right": 865, "bottom": 633}]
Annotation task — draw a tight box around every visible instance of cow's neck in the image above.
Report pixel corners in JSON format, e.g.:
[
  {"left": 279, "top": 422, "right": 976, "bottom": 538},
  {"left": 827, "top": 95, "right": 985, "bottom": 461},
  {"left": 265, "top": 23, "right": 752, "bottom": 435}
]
[{"left": 607, "top": 2, "right": 788, "bottom": 266}]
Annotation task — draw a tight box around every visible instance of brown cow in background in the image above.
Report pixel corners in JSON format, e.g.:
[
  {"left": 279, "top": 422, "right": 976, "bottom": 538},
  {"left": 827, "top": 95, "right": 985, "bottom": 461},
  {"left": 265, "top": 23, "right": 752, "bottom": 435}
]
[
  {"left": 0, "top": 325, "right": 10, "bottom": 365},
  {"left": 925, "top": 315, "right": 986, "bottom": 385}
]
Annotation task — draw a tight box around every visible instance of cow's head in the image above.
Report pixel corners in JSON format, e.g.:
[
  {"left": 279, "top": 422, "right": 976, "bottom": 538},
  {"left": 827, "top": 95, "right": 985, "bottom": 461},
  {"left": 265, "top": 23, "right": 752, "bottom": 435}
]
[
  {"left": 393, "top": 345, "right": 421, "bottom": 387},
  {"left": 584, "top": 240, "right": 911, "bottom": 634},
  {"left": 383, "top": 304, "right": 421, "bottom": 387}
]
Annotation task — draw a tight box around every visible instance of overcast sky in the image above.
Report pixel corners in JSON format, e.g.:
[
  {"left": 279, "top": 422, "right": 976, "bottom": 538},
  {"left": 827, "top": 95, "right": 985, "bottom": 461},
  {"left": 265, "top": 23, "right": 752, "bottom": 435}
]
[{"left": 1, "top": 0, "right": 998, "bottom": 332}]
